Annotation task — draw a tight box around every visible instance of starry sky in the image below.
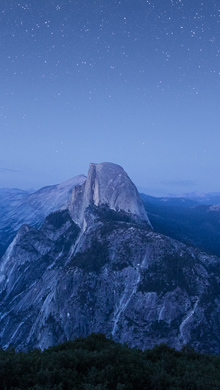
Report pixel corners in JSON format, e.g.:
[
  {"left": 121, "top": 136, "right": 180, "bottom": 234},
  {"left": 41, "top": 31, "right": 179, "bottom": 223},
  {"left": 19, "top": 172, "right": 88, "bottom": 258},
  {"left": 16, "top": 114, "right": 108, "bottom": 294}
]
[{"left": 1, "top": 0, "right": 220, "bottom": 195}]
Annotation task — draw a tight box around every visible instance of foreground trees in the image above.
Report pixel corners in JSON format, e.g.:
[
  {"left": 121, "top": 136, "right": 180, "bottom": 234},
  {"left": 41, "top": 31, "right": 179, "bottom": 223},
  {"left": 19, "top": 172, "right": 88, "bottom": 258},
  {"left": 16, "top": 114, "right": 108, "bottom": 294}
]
[{"left": 0, "top": 333, "right": 220, "bottom": 389}]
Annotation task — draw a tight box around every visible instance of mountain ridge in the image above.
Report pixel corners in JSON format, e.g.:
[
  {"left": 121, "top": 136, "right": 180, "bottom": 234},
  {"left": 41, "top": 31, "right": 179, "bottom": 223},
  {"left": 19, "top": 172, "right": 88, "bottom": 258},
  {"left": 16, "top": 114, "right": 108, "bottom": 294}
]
[
  {"left": 140, "top": 193, "right": 220, "bottom": 257},
  {"left": 0, "top": 174, "right": 86, "bottom": 258},
  {"left": 1, "top": 163, "right": 220, "bottom": 353}
]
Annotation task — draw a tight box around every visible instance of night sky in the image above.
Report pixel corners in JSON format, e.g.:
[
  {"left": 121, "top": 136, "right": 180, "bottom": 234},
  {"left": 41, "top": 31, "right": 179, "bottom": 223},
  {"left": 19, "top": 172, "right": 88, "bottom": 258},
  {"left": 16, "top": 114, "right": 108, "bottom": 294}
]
[{"left": 1, "top": 0, "right": 220, "bottom": 195}]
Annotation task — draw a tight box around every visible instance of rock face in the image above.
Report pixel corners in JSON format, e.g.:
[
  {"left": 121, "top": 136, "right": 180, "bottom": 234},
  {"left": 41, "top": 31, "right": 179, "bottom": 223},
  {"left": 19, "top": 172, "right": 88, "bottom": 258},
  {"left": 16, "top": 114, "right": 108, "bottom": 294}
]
[
  {"left": 69, "top": 162, "right": 151, "bottom": 229},
  {"left": 0, "top": 162, "right": 220, "bottom": 354}
]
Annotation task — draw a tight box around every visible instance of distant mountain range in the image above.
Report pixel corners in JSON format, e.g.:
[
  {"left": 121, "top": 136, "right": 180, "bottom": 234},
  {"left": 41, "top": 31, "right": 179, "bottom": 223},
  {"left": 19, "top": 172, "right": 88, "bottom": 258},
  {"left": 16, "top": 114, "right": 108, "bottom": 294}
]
[
  {"left": 170, "top": 191, "right": 220, "bottom": 205},
  {"left": 1, "top": 163, "right": 220, "bottom": 354},
  {"left": 140, "top": 193, "right": 220, "bottom": 258}
]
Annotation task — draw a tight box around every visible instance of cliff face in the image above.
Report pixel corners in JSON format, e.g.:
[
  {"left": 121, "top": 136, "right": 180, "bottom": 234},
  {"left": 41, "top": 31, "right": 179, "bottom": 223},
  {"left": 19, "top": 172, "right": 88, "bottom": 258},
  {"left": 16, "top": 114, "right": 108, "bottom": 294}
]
[
  {"left": 0, "top": 163, "right": 220, "bottom": 353},
  {"left": 68, "top": 163, "right": 151, "bottom": 229}
]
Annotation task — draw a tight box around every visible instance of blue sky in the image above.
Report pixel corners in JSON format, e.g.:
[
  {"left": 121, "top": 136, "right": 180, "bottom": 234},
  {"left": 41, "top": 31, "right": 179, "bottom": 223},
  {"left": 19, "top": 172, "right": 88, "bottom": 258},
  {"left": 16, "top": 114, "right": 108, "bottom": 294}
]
[{"left": 1, "top": 0, "right": 220, "bottom": 195}]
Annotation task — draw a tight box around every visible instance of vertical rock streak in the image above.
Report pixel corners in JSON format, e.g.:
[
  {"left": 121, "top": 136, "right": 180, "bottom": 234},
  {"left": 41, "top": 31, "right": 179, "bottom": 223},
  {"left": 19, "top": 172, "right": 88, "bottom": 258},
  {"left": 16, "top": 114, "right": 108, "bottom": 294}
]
[
  {"left": 112, "top": 250, "right": 150, "bottom": 336},
  {"left": 179, "top": 298, "right": 199, "bottom": 343}
]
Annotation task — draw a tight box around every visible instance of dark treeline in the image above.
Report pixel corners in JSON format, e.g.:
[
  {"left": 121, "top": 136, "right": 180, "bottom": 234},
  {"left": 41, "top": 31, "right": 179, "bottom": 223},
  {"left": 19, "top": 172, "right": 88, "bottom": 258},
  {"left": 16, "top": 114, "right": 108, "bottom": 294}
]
[{"left": 1, "top": 333, "right": 220, "bottom": 389}]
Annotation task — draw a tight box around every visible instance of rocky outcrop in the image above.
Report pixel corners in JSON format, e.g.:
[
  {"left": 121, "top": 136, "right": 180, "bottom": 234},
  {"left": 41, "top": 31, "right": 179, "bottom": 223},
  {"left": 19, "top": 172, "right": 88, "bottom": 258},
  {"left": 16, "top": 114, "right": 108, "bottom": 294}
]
[
  {"left": 68, "top": 162, "right": 151, "bottom": 229},
  {"left": 0, "top": 162, "right": 220, "bottom": 354}
]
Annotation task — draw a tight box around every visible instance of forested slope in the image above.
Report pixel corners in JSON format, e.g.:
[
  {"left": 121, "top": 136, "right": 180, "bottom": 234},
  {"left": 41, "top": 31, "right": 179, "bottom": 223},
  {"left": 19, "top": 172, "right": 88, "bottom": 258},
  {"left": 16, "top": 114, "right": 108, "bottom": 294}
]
[{"left": 1, "top": 333, "right": 220, "bottom": 390}]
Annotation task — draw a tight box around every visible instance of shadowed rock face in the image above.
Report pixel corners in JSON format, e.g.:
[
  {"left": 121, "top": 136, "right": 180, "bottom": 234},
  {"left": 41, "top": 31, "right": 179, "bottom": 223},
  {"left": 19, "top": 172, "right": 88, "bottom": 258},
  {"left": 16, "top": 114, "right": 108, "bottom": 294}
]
[
  {"left": 68, "top": 162, "right": 151, "bottom": 229},
  {"left": 1, "top": 162, "right": 220, "bottom": 354}
]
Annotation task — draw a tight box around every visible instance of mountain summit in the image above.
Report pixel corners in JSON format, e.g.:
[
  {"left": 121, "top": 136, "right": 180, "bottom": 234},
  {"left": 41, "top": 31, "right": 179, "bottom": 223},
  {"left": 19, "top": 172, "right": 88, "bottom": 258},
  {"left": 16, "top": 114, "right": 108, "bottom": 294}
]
[
  {"left": 1, "top": 162, "right": 220, "bottom": 353},
  {"left": 68, "top": 162, "right": 151, "bottom": 229}
]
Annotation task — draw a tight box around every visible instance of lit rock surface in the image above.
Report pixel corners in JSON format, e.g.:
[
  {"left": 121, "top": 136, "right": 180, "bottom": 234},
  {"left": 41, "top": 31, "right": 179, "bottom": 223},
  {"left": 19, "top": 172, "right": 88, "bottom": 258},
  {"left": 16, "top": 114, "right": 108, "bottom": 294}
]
[{"left": 68, "top": 162, "right": 151, "bottom": 229}]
